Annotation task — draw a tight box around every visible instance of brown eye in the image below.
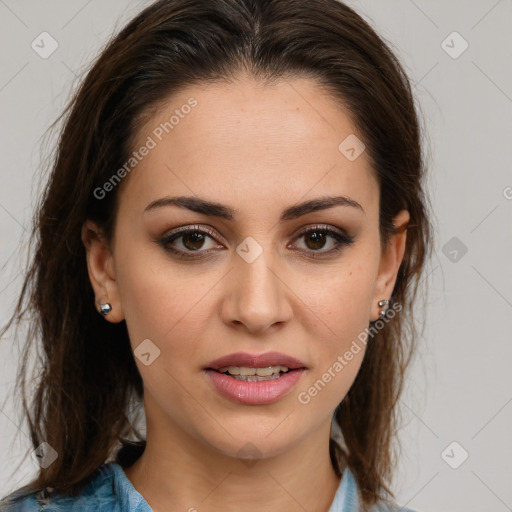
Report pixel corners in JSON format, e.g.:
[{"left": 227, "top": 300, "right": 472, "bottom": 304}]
[
  {"left": 159, "top": 225, "right": 222, "bottom": 260},
  {"left": 181, "top": 231, "right": 207, "bottom": 251},
  {"left": 159, "top": 224, "right": 355, "bottom": 261},
  {"left": 303, "top": 230, "right": 328, "bottom": 250},
  {"left": 292, "top": 225, "right": 355, "bottom": 258}
]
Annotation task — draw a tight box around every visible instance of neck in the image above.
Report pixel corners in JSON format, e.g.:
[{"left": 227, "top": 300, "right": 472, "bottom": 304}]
[{"left": 124, "top": 416, "right": 342, "bottom": 512}]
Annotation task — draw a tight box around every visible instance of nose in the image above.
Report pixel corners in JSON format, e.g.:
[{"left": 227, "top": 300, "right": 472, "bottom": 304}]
[{"left": 221, "top": 246, "right": 293, "bottom": 334}]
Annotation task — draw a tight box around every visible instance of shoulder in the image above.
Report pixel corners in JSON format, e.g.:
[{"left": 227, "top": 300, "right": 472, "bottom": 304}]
[
  {"left": 0, "top": 463, "right": 132, "bottom": 512},
  {"left": 0, "top": 493, "right": 39, "bottom": 512}
]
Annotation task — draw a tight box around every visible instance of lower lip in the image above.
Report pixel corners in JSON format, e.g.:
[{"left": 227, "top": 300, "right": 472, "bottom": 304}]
[{"left": 204, "top": 368, "right": 306, "bottom": 405}]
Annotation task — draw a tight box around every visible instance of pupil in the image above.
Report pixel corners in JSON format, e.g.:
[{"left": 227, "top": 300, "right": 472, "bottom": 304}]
[
  {"left": 306, "top": 231, "right": 326, "bottom": 250},
  {"left": 184, "top": 232, "right": 204, "bottom": 250}
]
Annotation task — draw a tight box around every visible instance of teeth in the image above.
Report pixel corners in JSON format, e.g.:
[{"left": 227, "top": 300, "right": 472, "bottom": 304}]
[
  {"left": 232, "top": 373, "right": 282, "bottom": 382},
  {"left": 218, "top": 365, "right": 289, "bottom": 377}
]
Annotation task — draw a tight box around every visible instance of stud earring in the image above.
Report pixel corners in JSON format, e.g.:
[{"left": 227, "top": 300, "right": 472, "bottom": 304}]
[
  {"left": 96, "top": 301, "right": 112, "bottom": 316},
  {"left": 378, "top": 299, "right": 391, "bottom": 319}
]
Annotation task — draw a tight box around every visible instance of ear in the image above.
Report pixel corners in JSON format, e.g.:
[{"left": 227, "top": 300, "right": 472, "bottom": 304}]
[
  {"left": 370, "top": 209, "right": 410, "bottom": 322},
  {"left": 81, "top": 220, "right": 125, "bottom": 323}
]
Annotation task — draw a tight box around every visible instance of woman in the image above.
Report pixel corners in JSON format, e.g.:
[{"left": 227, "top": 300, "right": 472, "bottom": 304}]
[{"left": 0, "top": 0, "right": 432, "bottom": 510}]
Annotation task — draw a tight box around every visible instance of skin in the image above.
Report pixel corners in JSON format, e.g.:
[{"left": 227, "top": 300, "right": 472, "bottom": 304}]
[{"left": 82, "top": 73, "right": 409, "bottom": 512}]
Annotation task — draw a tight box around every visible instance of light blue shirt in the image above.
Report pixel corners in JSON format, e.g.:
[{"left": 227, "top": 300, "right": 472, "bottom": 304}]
[{"left": 1, "top": 462, "right": 417, "bottom": 511}]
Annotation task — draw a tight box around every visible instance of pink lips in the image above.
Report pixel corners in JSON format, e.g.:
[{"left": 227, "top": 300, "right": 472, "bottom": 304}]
[{"left": 203, "top": 351, "right": 307, "bottom": 405}]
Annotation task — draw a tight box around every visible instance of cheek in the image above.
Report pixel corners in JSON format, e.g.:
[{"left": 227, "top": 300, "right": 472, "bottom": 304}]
[
  {"left": 294, "top": 279, "right": 370, "bottom": 412},
  {"left": 295, "top": 259, "right": 377, "bottom": 344},
  {"left": 291, "top": 258, "right": 376, "bottom": 402},
  {"left": 116, "top": 258, "right": 218, "bottom": 415},
  {"left": 114, "top": 241, "right": 221, "bottom": 364}
]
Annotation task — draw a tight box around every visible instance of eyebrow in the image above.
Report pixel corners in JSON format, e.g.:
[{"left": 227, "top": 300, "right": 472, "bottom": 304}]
[{"left": 143, "top": 195, "right": 365, "bottom": 221}]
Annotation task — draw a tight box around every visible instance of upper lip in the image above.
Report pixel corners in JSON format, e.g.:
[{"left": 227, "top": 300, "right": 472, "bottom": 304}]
[{"left": 205, "top": 351, "right": 306, "bottom": 370}]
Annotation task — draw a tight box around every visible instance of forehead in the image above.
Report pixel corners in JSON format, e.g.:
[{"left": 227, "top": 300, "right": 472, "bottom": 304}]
[{"left": 122, "top": 75, "right": 378, "bottom": 219}]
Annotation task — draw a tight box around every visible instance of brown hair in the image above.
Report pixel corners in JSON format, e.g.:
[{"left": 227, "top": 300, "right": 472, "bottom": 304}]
[{"left": 1, "top": 0, "right": 433, "bottom": 509}]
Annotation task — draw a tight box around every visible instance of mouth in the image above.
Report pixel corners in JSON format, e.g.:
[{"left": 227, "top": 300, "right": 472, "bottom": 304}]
[
  {"left": 203, "top": 351, "right": 307, "bottom": 404},
  {"left": 205, "top": 350, "right": 306, "bottom": 377}
]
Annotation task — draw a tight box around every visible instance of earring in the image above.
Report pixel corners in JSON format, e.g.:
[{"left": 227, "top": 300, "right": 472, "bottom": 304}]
[
  {"left": 97, "top": 301, "right": 112, "bottom": 316},
  {"left": 378, "top": 299, "right": 391, "bottom": 319}
]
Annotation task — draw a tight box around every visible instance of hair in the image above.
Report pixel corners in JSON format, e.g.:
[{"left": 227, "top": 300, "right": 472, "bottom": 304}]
[{"left": 0, "top": 0, "right": 433, "bottom": 510}]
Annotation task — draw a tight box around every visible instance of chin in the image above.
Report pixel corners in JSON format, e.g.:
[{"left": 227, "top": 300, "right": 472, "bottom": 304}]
[{"left": 197, "top": 423, "right": 305, "bottom": 462}]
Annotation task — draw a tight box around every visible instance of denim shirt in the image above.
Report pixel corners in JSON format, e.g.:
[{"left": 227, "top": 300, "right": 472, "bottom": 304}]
[{"left": 1, "top": 462, "right": 417, "bottom": 512}]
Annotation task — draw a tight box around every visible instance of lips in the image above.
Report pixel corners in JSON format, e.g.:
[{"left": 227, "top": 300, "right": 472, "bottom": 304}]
[{"left": 205, "top": 351, "right": 306, "bottom": 371}]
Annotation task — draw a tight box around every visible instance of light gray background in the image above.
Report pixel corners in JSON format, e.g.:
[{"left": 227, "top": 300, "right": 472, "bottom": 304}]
[{"left": 1, "top": 1, "right": 511, "bottom": 511}]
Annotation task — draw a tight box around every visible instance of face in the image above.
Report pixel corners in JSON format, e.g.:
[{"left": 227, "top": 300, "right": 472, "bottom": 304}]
[{"left": 83, "top": 74, "right": 408, "bottom": 461}]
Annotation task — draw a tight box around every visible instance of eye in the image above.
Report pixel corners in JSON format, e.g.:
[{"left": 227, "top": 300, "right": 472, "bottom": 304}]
[
  {"left": 158, "top": 224, "right": 355, "bottom": 261},
  {"left": 291, "top": 225, "right": 355, "bottom": 258},
  {"left": 158, "top": 225, "right": 222, "bottom": 260}
]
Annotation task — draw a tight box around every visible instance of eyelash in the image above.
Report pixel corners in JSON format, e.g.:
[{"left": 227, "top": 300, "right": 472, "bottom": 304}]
[{"left": 158, "top": 224, "right": 355, "bottom": 261}]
